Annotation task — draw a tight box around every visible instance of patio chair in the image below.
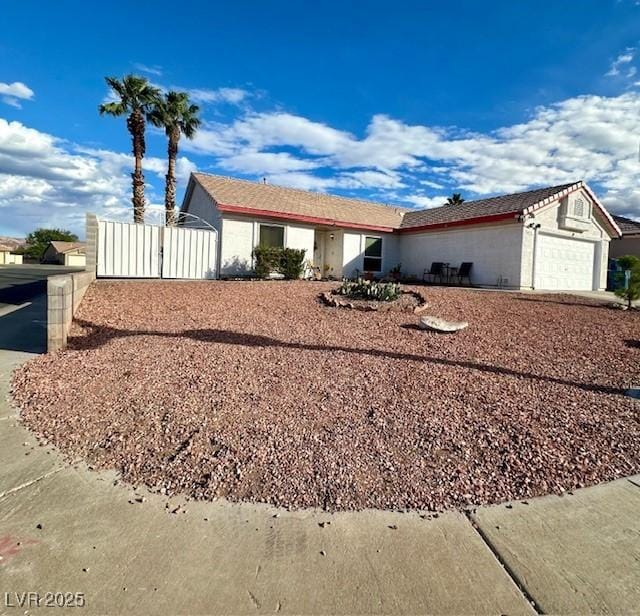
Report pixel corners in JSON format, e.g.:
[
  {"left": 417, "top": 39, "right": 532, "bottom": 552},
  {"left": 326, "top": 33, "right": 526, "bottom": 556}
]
[
  {"left": 423, "top": 262, "right": 445, "bottom": 284},
  {"left": 456, "top": 262, "right": 473, "bottom": 285}
]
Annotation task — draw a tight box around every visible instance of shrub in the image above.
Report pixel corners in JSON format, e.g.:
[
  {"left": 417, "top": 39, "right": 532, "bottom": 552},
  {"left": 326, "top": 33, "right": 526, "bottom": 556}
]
[
  {"left": 336, "top": 278, "right": 401, "bottom": 302},
  {"left": 252, "top": 246, "right": 307, "bottom": 280},
  {"left": 614, "top": 255, "right": 640, "bottom": 309},
  {"left": 281, "top": 248, "right": 307, "bottom": 280},
  {"left": 253, "top": 245, "right": 282, "bottom": 279}
]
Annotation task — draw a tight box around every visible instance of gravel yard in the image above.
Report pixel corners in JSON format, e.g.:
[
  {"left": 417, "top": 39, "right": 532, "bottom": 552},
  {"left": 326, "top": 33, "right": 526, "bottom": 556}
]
[{"left": 12, "top": 281, "right": 640, "bottom": 511}]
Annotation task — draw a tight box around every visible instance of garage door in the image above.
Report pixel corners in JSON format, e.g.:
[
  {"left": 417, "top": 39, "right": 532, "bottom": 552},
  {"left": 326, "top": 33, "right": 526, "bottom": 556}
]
[{"left": 535, "top": 234, "right": 595, "bottom": 290}]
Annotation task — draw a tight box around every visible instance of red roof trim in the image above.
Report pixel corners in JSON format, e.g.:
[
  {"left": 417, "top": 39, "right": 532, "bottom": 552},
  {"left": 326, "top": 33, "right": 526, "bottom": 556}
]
[
  {"left": 216, "top": 202, "right": 396, "bottom": 233},
  {"left": 399, "top": 211, "right": 518, "bottom": 234}
]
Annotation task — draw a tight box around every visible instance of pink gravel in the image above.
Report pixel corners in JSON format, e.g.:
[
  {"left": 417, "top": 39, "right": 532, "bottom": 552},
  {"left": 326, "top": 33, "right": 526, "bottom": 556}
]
[{"left": 12, "top": 281, "right": 640, "bottom": 511}]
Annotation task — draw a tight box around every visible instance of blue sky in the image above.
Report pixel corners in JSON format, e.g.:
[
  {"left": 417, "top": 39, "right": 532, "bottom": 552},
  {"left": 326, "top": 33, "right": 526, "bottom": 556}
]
[{"left": 1, "top": 0, "right": 640, "bottom": 237}]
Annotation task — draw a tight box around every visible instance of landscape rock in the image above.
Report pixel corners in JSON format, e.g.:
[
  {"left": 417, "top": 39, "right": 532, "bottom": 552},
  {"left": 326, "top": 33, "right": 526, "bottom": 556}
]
[
  {"left": 419, "top": 315, "right": 469, "bottom": 332},
  {"left": 11, "top": 282, "right": 640, "bottom": 513}
]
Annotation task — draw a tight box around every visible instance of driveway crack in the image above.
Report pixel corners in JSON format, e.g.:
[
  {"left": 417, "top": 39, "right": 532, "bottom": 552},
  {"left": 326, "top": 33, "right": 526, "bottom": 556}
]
[
  {"left": 0, "top": 467, "right": 65, "bottom": 501},
  {"left": 463, "top": 509, "right": 544, "bottom": 614}
]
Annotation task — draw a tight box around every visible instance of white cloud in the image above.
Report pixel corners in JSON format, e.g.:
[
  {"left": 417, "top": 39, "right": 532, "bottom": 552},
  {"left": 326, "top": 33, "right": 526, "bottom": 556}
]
[
  {"left": 6, "top": 82, "right": 640, "bottom": 236},
  {"left": 219, "top": 150, "right": 320, "bottom": 174},
  {"left": 0, "top": 119, "right": 197, "bottom": 235},
  {"left": 133, "top": 63, "right": 163, "bottom": 76},
  {"left": 183, "top": 92, "right": 640, "bottom": 218},
  {"left": 0, "top": 81, "right": 34, "bottom": 109},
  {"left": 605, "top": 49, "right": 635, "bottom": 76},
  {"left": 174, "top": 86, "right": 248, "bottom": 105}
]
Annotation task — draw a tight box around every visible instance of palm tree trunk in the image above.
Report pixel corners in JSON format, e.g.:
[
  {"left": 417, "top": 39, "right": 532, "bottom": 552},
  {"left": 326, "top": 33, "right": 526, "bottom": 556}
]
[
  {"left": 165, "top": 128, "right": 179, "bottom": 226},
  {"left": 127, "top": 109, "right": 146, "bottom": 224}
]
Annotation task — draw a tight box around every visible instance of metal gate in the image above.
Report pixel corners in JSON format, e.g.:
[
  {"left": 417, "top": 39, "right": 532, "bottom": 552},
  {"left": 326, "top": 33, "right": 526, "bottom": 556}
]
[
  {"left": 97, "top": 219, "right": 217, "bottom": 279},
  {"left": 162, "top": 226, "right": 217, "bottom": 279}
]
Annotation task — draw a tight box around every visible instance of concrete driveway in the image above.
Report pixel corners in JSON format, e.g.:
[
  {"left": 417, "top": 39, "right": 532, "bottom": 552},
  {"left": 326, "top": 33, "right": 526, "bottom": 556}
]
[{"left": 0, "top": 265, "right": 81, "bottom": 353}]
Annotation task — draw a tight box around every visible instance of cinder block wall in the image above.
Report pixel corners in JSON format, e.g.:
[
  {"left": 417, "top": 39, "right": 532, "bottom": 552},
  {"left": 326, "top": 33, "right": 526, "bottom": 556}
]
[
  {"left": 47, "top": 213, "right": 98, "bottom": 352},
  {"left": 85, "top": 213, "right": 98, "bottom": 273},
  {"left": 47, "top": 271, "right": 95, "bottom": 352}
]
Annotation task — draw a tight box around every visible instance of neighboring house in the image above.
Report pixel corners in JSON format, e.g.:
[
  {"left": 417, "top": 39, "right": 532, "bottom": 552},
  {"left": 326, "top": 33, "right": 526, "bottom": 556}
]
[
  {"left": 0, "top": 238, "right": 25, "bottom": 265},
  {"left": 0, "top": 249, "right": 23, "bottom": 265},
  {"left": 180, "top": 173, "right": 621, "bottom": 291},
  {"left": 41, "top": 241, "right": 87, "bottom": 266},
  {"left": 610, "top": 215, "right": 640, "bottom": 259}
]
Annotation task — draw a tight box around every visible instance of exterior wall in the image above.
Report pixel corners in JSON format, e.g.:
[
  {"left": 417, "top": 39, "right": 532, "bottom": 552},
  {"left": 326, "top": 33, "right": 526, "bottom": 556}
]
[
  {"left": 400, "top": 223, "right": 524, "bottom": 287},
  {"left": 219, "top": 215, "right": 315, "bottom": 277},
  {"left": 42, "top": 244, "right": 63, "bottom": 264},
  {"left": 0, "top": 251, "right": 22, "bottom": 265},
  {"left": 520, "top": 190, "right": 610, "bottom": 291},
  {"left": 342, "top": 231, "right": 399, "bottom": 278},
  {"left": 609, "top": 236, "right": 640, "bottom": 259},
  {"left": 85, "top": 213, "right": 98, "bottom": 273},
  {"left": 181, "top": 182, "right": 221, "bottom": 230},
  {"left": 47, "top": 270, "right": 95, "bottom": 352},
  {"left": 65, "top": 253, "right": 86, "bottom": 267}
]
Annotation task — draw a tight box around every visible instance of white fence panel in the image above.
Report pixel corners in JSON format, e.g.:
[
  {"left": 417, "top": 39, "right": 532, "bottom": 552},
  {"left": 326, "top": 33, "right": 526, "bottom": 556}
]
[
  {"left": 162, "top": 226, "right": 217, "bottom": 279},
  {"left": 97, "top": 220, "right": 160, "bottom": 278}
]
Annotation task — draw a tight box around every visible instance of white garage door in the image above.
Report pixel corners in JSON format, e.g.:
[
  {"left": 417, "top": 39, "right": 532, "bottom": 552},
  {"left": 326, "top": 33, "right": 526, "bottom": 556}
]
[{"left": 535, "top": 234, "right": 595, "bottom": 290}]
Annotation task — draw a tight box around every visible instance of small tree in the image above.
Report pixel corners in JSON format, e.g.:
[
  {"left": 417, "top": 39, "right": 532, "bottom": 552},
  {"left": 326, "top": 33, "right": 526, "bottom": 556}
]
[
  {"left": 24, "top": 228, "right": 78, "bottom": 260},
  {"left": 614, "top": 255, "right": 640, "bottom": 309}
]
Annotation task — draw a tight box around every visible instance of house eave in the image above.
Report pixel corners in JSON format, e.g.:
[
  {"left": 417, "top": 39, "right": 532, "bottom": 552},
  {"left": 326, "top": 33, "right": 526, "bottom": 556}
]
[{"left": 216, "top": 202, "right": 397, "bottom": 233}]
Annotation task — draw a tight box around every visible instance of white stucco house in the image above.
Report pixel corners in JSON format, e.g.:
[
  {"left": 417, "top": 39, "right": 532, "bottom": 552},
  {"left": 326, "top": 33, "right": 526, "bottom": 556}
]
[{"left": 180, "top": 173, "right": 621, "bottom": 291}]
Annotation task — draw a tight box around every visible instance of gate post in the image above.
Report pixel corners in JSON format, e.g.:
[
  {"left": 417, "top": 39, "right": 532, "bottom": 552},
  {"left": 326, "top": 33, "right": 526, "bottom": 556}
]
[{"left": 85, "top": 213, "right": 98, "bottom": 276}]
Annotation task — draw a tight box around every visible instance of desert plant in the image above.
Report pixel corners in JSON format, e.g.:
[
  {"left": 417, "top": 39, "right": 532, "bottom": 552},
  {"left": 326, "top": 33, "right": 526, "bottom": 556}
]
[
  {"left": 614, "top": 255, "right": 640, "bottom": 309},
  {"left": 336, "top": 278, "right": 401, "bottom": 302},
  {"left": 252, "top": 246, "right": 307, "bottom": 279},
  {"left": 253, "top": 245, "right": 283, "bottom": 279},
  {"left": 281, "top": 248, "right": 306, "bottom": 280},
  {"left": 148, "top": 91, "right": 201, "bottom": 225},
  {"left": 99, "top": 75, "right": 161, "bottom": 223}
]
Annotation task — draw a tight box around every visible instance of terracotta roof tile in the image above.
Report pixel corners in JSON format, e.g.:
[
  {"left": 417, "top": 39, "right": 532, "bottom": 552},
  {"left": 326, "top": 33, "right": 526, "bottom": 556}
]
[
  {"left": 50, "top": 241, "right": 86, "bottom": 254},
  {"left": 191, "top": 173, "right": 409, "bottom": 229},
  {"left": 612, "top": 215, "right": 640, "bottom": 235},
  {"left": 400, "top": 183, "right": 577, "bottom": 229}
]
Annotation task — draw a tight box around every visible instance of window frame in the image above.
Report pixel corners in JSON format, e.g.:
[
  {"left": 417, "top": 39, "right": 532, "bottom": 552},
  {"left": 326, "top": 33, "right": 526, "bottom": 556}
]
[
  {"left": 363, "top": 235, "right": 383, "bottom": 272},
  {"left": 258, "top": 223, "right": 286, "bottom": 248}
]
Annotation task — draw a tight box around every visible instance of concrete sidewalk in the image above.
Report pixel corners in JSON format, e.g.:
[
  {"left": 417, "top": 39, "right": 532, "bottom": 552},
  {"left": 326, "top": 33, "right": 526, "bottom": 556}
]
[{"left": 1, "top": 347, "right": 639, "bottom": 615}]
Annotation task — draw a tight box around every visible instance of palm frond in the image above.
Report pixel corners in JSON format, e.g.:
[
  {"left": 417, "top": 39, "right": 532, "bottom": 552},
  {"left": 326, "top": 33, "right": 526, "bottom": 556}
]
[{"left": 99, "top": 101, "right": 127, "bottom": 116}]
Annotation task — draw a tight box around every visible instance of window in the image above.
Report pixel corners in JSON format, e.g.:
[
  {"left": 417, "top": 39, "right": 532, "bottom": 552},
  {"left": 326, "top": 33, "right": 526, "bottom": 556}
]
[
  {"left": 259, "top": 224, "right": 284, "bottom": 248},
  {"left": 363, "top": 236, "right": 383, "bottom": 272},
  {"left": 573, "top": 197, "right": 585, "bottom": 218}
]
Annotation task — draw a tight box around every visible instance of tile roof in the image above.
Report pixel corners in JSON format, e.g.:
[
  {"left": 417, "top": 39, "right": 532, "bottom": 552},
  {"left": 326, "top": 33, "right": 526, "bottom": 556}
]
[
  {"left": 400, "top": 183, "right": 577, "bottom": 229},
  {"left": 191, "top": 173, "right": 409, "bottom": 230},
  {"left": 188, "top": 174, "right": 615, "bottom": 235},
  {"left": 612, "top": 215, "right": 640, "bottom": 235},
  {"left": 50, "top": 241, "right": 86, "bottom": 254}
]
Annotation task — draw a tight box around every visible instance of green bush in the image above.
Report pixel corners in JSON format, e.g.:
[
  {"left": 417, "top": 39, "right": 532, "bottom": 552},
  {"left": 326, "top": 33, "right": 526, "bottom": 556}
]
[
  {"left": 336, "top": 278, "right": 401, "bottom": 302},
  {"left": 614, "top": 255, "right": 640, "bottom": 309},
  {"left": 253, "top": 245, "right": 282, "bottom": 279},
  {"left": 252, "top": 246, "right": 307, "bottom": 280},
  {"left": 281, "top": 248, "right": 306, "bottom": 280}
]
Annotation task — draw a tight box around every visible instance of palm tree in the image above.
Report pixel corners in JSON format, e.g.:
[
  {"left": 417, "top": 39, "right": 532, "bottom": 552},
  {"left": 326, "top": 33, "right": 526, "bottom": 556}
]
[
  {"left": 446, "top": 193, "right": 465, "bottom": 206},
  {"left": 148, "top": 91, "right": 201, "bottom": 225},
  {"left": 99, "top": 75, "right": 160, "bottom": 223}
]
